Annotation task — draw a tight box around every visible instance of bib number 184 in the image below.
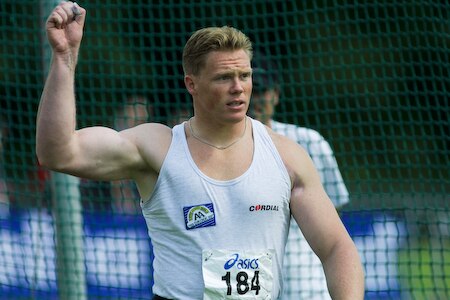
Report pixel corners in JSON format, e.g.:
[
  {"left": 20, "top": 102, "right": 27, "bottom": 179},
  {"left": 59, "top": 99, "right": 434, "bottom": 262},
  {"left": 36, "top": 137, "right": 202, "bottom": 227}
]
[
  {"left": 202, "top": 249, "right": 273, "bottom": 299},
  {"left": 221, "top": 270, "right": 261, "bottom": 296}
]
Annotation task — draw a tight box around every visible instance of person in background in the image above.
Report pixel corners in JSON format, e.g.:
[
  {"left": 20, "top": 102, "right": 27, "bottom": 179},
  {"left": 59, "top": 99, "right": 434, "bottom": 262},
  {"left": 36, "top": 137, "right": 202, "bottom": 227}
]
[
  {"left": 166, "top": 102, "right": 192, "bottom": 128},
  {"left": 111, "top": 96, "right": 151, "bottom": 214},
  {"left": 36, "top": 3, "right": 364, "bottom": 299},
  {"left": 250, "top": 52, "right": 351, "bottom": 300},
  {"left": 79, "top": 96, "right": 151, "bottom": 213},
  {"left": 0, "top": 120, "right": 9, "bottom": 214},
  {"left": 0, "top": 114, "right": 50, "bottom": 209}
]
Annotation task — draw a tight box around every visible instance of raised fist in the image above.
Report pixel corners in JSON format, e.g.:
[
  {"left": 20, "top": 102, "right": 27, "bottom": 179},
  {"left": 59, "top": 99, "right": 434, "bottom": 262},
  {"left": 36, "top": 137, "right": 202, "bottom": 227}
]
[{"left": 46, "top": 1, "right": 86, "bottom": 55}]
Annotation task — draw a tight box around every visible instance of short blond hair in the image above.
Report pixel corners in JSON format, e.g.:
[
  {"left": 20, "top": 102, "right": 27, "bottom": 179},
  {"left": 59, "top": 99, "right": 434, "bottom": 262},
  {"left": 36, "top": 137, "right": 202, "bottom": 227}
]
[{"left": 182, "top": 26, "right": 253, "bottom": 76}]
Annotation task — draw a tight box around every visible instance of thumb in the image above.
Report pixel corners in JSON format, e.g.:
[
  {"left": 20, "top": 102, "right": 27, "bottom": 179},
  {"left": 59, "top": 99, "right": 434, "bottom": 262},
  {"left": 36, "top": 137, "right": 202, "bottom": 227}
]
[{"left": 71, "top": 2, "right": 86, "bottom": 24}]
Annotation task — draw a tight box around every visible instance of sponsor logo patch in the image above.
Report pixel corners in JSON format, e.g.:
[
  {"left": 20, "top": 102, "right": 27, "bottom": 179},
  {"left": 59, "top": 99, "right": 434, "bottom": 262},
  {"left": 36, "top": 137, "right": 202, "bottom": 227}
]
[
  {"left": 249, "top": 204, "right": 279, "bottom": 212},
  {"left": 183, "top": 203, "right": 216, "bottom": 230}
]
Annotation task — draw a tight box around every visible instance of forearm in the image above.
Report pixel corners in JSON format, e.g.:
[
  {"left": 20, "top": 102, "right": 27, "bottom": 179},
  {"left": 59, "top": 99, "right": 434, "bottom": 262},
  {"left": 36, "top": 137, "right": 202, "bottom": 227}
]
[
  {"left": 36, "top": 53, "right": 78, "bottom": 169},
  {"left": 322, "top": 239, "right": 365, "bottom": 299}
]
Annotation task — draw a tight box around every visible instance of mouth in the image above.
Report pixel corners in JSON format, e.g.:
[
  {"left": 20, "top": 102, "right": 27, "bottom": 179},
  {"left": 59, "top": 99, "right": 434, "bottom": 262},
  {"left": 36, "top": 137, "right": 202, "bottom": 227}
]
[{"left": 227, "top": 100, "right": 245, "bottom": 108}]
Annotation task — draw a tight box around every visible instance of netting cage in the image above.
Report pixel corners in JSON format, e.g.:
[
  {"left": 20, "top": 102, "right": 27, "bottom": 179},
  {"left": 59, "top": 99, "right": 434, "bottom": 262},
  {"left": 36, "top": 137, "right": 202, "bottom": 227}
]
[{"left": 0, "top": 0, "right": 448, "bottom": 299}]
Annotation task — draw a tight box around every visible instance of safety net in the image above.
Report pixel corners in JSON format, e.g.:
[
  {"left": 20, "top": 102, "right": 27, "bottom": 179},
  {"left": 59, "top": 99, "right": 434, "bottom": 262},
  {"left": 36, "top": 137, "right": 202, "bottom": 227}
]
[{"left": 0, "top": 0, "right": 448, "bottom": 299}]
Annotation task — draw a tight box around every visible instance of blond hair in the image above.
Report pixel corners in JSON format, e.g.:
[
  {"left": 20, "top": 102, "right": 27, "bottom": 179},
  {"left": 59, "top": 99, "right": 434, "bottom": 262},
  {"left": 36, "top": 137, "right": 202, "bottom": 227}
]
[{"left": 182, "top": 26, "right": 253, "bottom": 76}]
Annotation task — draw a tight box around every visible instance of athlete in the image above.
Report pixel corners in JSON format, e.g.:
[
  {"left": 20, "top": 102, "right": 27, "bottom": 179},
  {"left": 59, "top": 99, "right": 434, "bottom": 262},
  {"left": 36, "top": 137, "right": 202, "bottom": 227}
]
[{"left": 36, "top": 2, "right": 364, "bottom": 299}]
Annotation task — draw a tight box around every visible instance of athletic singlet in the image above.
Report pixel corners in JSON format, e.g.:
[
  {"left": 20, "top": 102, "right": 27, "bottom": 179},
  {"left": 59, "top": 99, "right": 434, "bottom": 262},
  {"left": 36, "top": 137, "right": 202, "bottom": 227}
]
[{"left": 141, "top": 118, "right": 291, "bottom": 299}]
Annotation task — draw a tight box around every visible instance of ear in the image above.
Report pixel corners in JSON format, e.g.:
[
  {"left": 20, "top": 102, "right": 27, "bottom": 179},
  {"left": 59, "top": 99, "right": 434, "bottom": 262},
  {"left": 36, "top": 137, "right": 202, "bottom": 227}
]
[
  {"left": 271, "top": 89, "right": 280, "bottom": 106},
  {"left": 274, "top": 93, "right": 280, "bottom": 106},
  {"left": 184, "top": 75, "right": 196, "bottom": 95}
]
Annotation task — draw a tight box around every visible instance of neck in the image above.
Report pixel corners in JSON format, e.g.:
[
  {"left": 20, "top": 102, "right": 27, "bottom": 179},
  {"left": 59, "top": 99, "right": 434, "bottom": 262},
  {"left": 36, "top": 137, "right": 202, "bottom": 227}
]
[{"left": 188, "top": 117, "right": 248, "bottom": 150}]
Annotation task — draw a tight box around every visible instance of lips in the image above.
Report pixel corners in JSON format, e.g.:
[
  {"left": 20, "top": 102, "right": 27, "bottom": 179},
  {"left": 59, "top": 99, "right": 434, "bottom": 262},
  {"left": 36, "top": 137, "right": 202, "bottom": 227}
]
[{"left": 227, "top": 100, "right": 244, "bottom": 107}]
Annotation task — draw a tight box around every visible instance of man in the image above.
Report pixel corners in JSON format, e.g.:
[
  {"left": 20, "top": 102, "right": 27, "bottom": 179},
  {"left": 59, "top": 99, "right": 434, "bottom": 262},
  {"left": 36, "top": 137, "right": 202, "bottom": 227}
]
[
  {"left": 36, "top": 2, "right": 364, "bottom": 299},
  {"left": 251, "top": 53, "right": 351, "bottom": 299}
]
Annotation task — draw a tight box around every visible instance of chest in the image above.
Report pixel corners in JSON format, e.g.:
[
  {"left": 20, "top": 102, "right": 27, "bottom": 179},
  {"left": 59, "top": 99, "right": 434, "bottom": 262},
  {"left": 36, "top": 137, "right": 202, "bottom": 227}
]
[{"left": 189, "top": 140, "right": 254, "bottom": 181}]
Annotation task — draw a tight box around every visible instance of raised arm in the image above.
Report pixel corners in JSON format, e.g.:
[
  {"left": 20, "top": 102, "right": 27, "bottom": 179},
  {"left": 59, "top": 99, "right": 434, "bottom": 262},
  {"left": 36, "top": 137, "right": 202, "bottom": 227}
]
[
  {"left": 272, "top": 132, "right": 365, "bottom": 299},
  {"left": 37, "top": 2, "right": 87, "bottom": 172},
  {"left": 36, "top": 2, "right": 170, "bottom": 184}
]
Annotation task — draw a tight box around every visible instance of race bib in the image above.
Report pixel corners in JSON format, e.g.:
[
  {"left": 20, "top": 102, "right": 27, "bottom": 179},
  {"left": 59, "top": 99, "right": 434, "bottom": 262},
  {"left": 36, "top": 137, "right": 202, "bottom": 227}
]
[{"left": 202, "top": 249, "right": 274, "bottom": 299}]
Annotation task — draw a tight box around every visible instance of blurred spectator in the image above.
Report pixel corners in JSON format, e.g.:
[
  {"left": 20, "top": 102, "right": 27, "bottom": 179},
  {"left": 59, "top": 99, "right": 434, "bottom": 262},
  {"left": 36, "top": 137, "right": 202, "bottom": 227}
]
[
  {"left": 110, "top": 96, "right": 152, "bottom": 214},
  {"left": 114, "top": 96, "right": 152, "bottom": 130},
  {"left": 166, "top": 101, "right": 192, "bottom": 127},
  {"left": 0, "top": 113, "right": 49, "bottom": 209},
  {"left": 0, "top": 119, "right": 9, "bottom": 216},
  {"left": 79, "top": 96, "right": 152, "bottom": 213},
  {"left": 251, "top": 52, "right": 350, "bottom": 299}
]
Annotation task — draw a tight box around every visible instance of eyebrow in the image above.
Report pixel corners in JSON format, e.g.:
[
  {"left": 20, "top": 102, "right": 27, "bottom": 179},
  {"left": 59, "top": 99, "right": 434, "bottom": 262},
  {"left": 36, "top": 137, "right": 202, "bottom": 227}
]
[{"left": 215, "top": 68, "right": 252, "bottom": 76}]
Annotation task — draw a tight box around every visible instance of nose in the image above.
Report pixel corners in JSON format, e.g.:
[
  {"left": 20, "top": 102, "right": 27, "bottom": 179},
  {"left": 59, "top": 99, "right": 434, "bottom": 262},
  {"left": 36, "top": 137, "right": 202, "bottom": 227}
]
[{"left": 231, "top": 78, "right": 244, "bottom": 93}]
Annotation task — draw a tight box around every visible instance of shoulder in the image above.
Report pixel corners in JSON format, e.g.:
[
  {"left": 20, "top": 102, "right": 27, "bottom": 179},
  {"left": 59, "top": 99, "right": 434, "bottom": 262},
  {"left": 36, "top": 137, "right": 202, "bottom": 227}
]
[
  {"left": 268, "top": 126, "right": 312, "bottom": 175},
  {"left": 266, "top": 123, "right": 327, "bottom": 190},
  {"left": 123, "top": 122, "right": 172, "bottom": 144},
  {"left": 121, "top": 122, "right": 173, "bottom": 170}
]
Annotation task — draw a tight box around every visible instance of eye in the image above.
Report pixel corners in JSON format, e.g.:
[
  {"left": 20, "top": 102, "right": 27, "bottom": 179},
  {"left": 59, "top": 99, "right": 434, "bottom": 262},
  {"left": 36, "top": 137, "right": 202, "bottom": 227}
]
[
  {"left": 217, "top": 74, "right": 231, "bottom": 81},
  {"left": 241, "top": 72, "right": 251, "bottom": 80}
]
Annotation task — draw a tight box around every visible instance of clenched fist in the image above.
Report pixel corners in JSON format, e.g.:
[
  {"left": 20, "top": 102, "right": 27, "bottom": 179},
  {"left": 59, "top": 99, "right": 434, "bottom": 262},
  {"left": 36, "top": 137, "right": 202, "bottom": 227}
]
[{"left": 46, "top": 1, "right": 86, "bottom": 56}]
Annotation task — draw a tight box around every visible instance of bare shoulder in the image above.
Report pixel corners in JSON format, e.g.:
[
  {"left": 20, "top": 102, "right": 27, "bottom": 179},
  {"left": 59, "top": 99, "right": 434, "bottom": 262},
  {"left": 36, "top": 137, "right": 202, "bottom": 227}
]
[
  {"left": 121, "top": 122, "right": 173, "bottom": 172},
  {"left": 266, "top": 125, "right": 310, "bottom": 162},
  {"left": 266, "top": 125, "right": 317, "bottom": 185},
  {"left": 129, "top": 122, "right": 173, "bottom": 139}
]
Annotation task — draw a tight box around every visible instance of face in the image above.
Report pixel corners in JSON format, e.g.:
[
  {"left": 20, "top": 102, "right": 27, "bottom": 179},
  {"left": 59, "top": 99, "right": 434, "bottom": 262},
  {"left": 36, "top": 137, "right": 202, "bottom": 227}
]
[
  {"left": 115, "top": 103, "right": 149, "bottom": 130},
  {"left": 249, "top": 89, "right": 279, "bottom": 126},
  {"left": 185, "top": 49, "right": 252, "bottom": 123}
]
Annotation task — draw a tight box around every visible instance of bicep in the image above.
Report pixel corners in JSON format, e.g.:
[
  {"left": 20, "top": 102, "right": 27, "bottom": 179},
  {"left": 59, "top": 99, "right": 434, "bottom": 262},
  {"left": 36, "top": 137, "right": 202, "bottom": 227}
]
[
  {"left": 66, "top": 126, "right": 144, "bottom": 180},
  {"left": 288, "top": 145, "right": 349, "bottom": 261}
]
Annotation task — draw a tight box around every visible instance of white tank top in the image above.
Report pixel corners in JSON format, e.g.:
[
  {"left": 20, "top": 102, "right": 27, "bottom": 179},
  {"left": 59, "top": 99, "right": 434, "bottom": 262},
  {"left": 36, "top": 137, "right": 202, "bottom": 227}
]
[{"left": 141, "top": 118, "right": 291, "bottom": 299}]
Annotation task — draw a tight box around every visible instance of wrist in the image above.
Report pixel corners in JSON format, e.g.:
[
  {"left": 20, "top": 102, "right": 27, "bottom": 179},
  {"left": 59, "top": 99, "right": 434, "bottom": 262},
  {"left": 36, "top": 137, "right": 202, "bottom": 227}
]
[{"left": 52, "top": 51, "right": 78, "bottom": 72}]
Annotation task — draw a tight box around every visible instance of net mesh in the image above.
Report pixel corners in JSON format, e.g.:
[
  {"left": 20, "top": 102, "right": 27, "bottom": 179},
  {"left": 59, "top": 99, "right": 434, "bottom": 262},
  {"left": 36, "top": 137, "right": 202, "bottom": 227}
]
[{"left": 0, "top": 0, "right": 448, "bottom": 299}]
